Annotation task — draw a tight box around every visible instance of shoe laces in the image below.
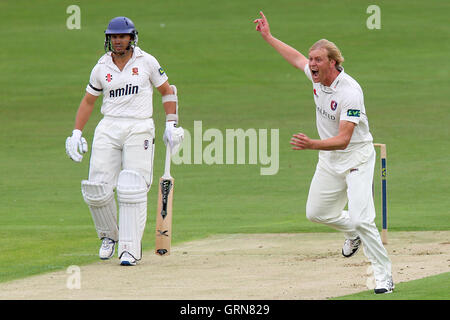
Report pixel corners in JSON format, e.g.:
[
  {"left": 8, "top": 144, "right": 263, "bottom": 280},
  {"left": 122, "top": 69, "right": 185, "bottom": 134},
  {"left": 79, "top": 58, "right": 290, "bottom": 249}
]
[
  {"left": 122, "top": 252, "right": 135, "bottom": 261},
  {"left": 349, "top": 237, "right": 360, "bottom": 248},
  {"left": 377, "top": 277, "right": 393, "bottom": 289},
  {"left": 101, "top": 238, "right": 114, "bottom": 248},
  {"left": 387, "top": 277, "right": 394, "bottom": 288},
  {"left": 345, "top": 237, "right": 359, "bottom": 249}
]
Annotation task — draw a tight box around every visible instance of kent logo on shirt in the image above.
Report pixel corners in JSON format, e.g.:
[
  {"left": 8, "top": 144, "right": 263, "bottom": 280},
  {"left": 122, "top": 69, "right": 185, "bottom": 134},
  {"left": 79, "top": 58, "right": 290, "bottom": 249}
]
[{"left": 347, "top": 109, "right": 360, "bottom": 117}]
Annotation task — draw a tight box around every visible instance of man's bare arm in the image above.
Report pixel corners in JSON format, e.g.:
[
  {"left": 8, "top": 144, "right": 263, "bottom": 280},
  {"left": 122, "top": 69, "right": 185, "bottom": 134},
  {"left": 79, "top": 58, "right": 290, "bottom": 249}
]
[
  {"left": 74, "top": 92, "right": 98, "bottom": 131},
  {"left": 156, "top": 81, "right": 177, "bottom": 117},
  {"left": 254, "top": 11, "right": 308, "bottom": 70},
  {"left": 290, "top": 121, "right": 356, "bottom": 151}
]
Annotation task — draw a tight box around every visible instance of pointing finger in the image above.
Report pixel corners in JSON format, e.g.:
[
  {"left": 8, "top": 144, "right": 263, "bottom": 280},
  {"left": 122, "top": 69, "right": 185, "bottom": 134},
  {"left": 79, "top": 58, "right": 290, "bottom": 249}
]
[{"left": 260, "top": 11, "right": 266, "bottom": 21}]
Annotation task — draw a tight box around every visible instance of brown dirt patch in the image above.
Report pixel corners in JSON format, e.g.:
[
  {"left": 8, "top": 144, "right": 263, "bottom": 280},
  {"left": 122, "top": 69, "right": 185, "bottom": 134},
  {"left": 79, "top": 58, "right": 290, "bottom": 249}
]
[{"left": 0, "top": 231, "right": 449, "bottom": 300}]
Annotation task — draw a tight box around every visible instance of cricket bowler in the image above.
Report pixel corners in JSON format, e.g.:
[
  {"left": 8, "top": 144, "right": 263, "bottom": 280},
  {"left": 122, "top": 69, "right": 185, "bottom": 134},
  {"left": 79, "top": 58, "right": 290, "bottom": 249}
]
[
  {"left": 254, "top": 11, "right": 394, "bottom": 294},
  {"left": 65, "top": 17, "right": 184, "bottom": 266}
]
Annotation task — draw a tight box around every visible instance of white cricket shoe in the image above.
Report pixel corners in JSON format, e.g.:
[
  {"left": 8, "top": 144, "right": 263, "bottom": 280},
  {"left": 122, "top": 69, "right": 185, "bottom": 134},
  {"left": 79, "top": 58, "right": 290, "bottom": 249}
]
[
  {"left": 342, "top": 236, "right": 361, "bottom": 257},
  {"left": 374, "top": 276, "right": 395, "bottom": 294},
  {"left": 99, "top": 238, "right": 116, "bottom": 260},
  {"left": 120, "top": 251, "right": 137, "bottom": 266}
]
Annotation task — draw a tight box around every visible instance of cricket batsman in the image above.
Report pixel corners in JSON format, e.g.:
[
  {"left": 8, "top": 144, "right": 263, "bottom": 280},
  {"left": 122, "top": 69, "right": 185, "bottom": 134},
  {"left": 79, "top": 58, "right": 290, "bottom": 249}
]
[
  {"left": 65, "top": 17, "right": 184, "bottom": 266},
  {"left": 254, "top": 11, "right": 394, "bottom": 294}
]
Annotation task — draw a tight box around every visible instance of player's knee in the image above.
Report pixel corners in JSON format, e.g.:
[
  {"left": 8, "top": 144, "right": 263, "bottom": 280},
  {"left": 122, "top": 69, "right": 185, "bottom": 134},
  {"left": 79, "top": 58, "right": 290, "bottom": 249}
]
[
  {"left": 349, "top": 216, "right": 365, "bottom": 231},
  {"left": 305, "top": 205, "right": 323, "bottom": 223},
  {"left": 81, "top": 180, "right": 114, "bottom": 206},
  {"left": 116, "top": 170, "right": 148, "bottom": 204}
]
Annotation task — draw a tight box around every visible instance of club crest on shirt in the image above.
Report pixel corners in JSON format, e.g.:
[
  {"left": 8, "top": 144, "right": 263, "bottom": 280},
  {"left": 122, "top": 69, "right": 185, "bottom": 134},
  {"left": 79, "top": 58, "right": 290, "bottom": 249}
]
[
  {"left": 105, "top": 73, "right": 113, "bottom": 82},
  {"left": 132, "top": 67, "right": 139, "bottom": 76},
  {"left": 158, "top": 67, "right": 165, "bottom": 76},
  {"left": 330, "top": 100, "right": 338, "bottom": 111}
]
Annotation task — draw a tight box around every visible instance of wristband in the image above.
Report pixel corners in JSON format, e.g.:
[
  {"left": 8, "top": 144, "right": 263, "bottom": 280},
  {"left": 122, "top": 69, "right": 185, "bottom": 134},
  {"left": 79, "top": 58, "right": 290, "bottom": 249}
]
[{"left": 166, "top": 114, "right": 178, "bottom": 123}]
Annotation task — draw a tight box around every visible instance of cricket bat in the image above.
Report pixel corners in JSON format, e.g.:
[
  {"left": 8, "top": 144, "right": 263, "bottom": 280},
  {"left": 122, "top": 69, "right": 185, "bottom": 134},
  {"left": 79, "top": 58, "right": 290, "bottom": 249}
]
[{"left": 155, "top": 146, "right": 174, "bottom": 256}]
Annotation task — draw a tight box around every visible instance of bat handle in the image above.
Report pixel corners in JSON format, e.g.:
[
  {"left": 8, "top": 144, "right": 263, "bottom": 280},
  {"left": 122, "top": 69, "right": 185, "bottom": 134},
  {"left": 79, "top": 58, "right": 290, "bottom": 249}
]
[{"left": 163, "top": 145, "right": 172, "bottom": 179}]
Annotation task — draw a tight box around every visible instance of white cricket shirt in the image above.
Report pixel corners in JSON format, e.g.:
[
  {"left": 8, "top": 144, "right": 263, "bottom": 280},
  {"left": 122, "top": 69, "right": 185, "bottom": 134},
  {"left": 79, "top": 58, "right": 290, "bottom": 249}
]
[
  {"left": 86, "top": 47, "right": 168, "bottom": 119},
  {"left": 304, "top": 64, "right": 373, "bottom": 149},
  {"left": 304, "top": 64, "right": 374, "bottom": 173}
]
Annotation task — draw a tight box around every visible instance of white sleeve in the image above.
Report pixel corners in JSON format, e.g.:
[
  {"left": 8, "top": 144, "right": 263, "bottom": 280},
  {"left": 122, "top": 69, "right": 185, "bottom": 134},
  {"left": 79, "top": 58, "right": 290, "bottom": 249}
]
[
  {"left": 85, "top": 64, "right": 103, "bottom": 96},
  {"left": 147, "top": 55, "right": 169, "bottom": 88},
  {"left": 339, "top": 90, "right": 363, "bottom": 124},
  {"left": 304, "top": 63, "right": 313, "bottom": 82}
]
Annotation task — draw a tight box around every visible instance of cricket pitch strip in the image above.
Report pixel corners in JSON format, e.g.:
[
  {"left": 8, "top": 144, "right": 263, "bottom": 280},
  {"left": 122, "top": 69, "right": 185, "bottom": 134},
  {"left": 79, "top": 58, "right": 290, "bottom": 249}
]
[{"left": 0, "top": 231, "right": 449, "bottom": 300}]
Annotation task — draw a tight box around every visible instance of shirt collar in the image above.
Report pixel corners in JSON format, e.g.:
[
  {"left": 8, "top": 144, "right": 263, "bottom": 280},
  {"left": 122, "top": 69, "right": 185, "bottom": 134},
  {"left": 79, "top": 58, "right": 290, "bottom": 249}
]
[
  {"left": 103, "top": 47, "right": 143, "bottom": 70},
  {"left": 320, "top": 66, "right": 344, "bottom": 93}
]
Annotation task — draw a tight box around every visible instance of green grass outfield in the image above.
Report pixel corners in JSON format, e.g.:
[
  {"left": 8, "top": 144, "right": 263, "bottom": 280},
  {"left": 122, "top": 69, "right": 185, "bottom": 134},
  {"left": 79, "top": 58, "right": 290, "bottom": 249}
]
[
  {"left": 334, "top": 272, "right": 450, "bottom": 300},
  {"left": 0, "top": 0, "right": 449, "bottom": 299}
]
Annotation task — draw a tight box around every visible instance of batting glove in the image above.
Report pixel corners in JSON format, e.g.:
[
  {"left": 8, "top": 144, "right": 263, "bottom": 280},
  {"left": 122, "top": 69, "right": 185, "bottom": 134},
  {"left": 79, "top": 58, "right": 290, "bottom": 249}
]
[
  {"left": 65, "top": 129, "right": 88, "bottom": 162},
  {"left": 163, "top": 121, "right": 184, "bottom": 155}
]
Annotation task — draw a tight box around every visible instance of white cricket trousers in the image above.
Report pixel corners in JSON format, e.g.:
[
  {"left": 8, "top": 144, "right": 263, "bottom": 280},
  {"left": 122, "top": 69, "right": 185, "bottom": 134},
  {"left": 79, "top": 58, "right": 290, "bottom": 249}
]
[
  {"left": 306, "top": 145, "right": 392, "bottom": 283},
  {"left": 86, "top": 116, "right": 155, "bottom": 259},
  {"left": 88, "top": 116, "right": 155, "bottom": 186}
]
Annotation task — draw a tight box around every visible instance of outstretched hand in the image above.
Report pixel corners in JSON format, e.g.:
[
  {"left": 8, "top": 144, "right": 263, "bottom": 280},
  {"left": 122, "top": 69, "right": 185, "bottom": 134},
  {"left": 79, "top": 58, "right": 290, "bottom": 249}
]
[
  {"left": 253, "top": 11, "right": 271, "bottom": 38},
  {"left": 290, "top": 133, "right": 315, "bottom": 150}
]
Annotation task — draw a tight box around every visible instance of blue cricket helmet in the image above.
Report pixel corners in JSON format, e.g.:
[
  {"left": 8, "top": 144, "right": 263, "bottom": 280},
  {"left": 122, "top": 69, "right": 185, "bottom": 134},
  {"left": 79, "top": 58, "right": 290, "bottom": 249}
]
[{"left": 104, "top": 17, "right": 139, "bottom": 53}]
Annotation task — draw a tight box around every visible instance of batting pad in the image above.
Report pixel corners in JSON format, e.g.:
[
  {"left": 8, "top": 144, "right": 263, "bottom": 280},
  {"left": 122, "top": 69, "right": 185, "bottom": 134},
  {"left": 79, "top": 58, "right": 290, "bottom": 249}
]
[
  {"left": 81, "top": 180, "right": 119, "bottom": 241},
  {"left": 116, "top": 170, "right": 149, "bottom": 260}
]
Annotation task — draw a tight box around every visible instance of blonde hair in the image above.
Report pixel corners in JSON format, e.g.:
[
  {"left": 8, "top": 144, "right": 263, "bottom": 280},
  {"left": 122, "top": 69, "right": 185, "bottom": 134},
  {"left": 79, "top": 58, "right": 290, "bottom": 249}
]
[{"left": 309, "top": 39, "right": 344, "bottom": 68}]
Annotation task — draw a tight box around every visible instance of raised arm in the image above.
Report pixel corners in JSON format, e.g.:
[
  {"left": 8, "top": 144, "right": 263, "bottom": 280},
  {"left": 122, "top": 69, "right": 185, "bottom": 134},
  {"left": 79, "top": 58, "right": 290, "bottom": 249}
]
[{"left": 254, "top": 11, "right": 308, "bottom": 70}]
